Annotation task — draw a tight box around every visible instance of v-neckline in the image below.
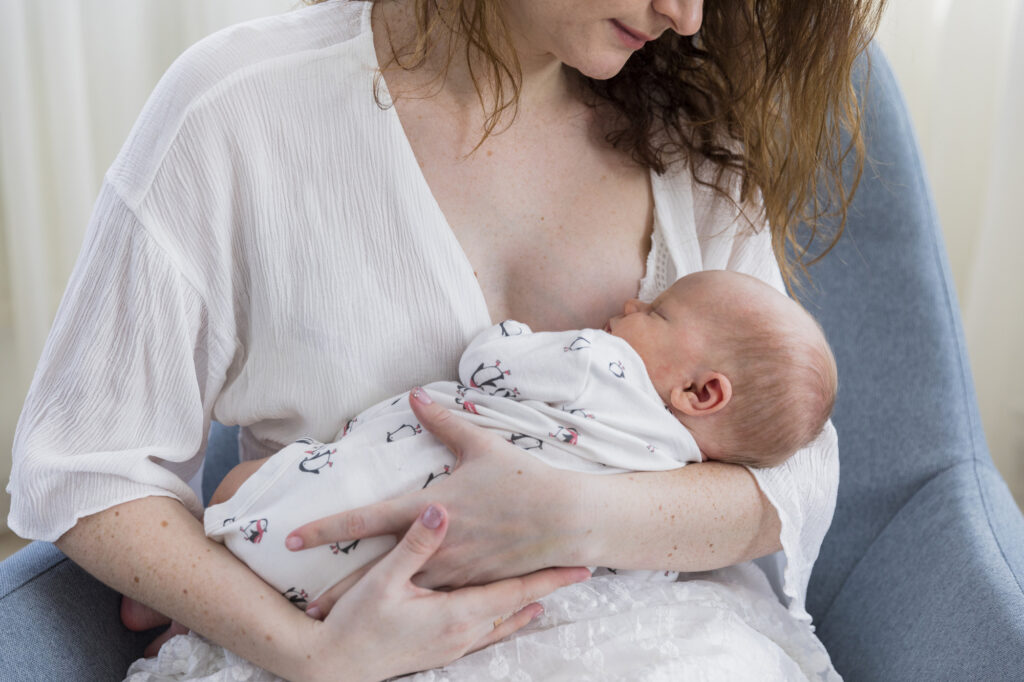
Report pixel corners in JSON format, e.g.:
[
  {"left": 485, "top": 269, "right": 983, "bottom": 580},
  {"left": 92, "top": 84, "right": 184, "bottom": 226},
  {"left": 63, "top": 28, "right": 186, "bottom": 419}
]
[{"left": 359, "top": 2, "right": 665, "bottom": 326}]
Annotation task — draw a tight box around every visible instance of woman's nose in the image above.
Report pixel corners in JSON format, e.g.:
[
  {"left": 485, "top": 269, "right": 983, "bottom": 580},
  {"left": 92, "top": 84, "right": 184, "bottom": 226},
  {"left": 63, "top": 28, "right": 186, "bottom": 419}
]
[{"left": 653, "top": 0, "right": 703, "bottom": 36}]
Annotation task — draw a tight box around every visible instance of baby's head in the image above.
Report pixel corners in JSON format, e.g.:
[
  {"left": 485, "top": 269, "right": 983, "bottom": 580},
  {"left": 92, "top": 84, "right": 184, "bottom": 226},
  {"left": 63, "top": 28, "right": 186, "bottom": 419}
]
[{"left": 606, "top": 270, "right": 837, "bottom": 467}]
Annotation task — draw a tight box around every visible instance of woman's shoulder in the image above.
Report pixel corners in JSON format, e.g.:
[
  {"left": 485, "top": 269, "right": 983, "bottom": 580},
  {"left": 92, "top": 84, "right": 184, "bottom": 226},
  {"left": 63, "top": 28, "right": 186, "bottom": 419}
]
[{"left": 108, "top": 0, "right": 372, "bottom": 205}]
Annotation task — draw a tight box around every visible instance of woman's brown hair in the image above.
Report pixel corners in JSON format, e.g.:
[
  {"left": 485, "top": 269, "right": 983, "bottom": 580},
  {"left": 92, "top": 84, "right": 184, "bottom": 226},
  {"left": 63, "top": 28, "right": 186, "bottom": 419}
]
[{"left": 305, "top": 0, "right": 887, "bottom": 287}]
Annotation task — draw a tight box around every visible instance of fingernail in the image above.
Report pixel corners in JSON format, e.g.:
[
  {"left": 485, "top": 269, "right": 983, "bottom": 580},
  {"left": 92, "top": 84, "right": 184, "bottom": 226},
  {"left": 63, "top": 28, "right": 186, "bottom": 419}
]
[
  {"left": 412, "top": 387, "right": 433, "bottom": 405},
  {"left": 529, "top": 604, "right": 544, "bottom": 621},
  {"left": 285, "top": 536, "right": 304, "bottom": 551},
  {"left": 421, "top": 504, "right": 443, "bottom": 529},
  {"left": 305, "top": 605, "right": 323, "bottom": 620}
]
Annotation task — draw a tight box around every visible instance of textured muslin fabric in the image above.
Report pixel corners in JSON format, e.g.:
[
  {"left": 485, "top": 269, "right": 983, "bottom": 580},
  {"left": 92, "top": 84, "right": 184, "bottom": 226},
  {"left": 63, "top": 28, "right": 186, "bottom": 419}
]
[
  {"left": 7, "top": 0, "right": 835, "bottom": 666},
  {"left": 205, "top": 322, "right": 701, "bottom": 605}
]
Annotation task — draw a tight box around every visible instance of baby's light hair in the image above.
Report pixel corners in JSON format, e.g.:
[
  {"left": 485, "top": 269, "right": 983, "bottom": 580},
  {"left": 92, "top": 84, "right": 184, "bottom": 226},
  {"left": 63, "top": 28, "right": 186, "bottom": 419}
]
[{"left": 707, "top": 308, "right": 838, "bottom": 468}]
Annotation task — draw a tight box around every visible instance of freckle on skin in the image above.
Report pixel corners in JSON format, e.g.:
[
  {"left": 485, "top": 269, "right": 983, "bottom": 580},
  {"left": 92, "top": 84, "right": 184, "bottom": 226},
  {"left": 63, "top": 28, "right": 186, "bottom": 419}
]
[
  {"left": 133, "top": 576, "right": 140, "bottom": 583},
  {"left": 517, "top": 470, "right": 523, "bottom": 475},
  {"left": 183, "top": 589, "right": 188, "bottom": 595},
  {"left": 114, "top": 511, "right": 119, "bottom": 516},
  {"left": 265, "top": 634, "right": 273, "bottom": 642},
  {"left": 161, "top": 520, "right": 168, "bottom": 528}
]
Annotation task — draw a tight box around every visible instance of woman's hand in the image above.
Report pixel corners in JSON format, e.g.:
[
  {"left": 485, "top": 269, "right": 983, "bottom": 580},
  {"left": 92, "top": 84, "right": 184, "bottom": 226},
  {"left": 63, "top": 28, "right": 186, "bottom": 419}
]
[
  {"left": 286, "top": 388, "right": 595, "bottom": 612},
  {"left": 300, "top": 503, "right": 591, "bottom": 682}
]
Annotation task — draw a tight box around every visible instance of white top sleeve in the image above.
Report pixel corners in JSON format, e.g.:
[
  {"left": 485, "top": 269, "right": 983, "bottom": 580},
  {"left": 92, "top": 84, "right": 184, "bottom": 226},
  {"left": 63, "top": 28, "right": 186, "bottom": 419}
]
[{"left": 6, "top": 182, "right": 234, "bottom": 542}]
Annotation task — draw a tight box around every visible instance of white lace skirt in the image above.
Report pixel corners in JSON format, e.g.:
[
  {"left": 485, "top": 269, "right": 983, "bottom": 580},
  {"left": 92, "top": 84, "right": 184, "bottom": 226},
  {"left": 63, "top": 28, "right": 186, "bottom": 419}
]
[{"left": 125, "top": 565, "right": 839, "bottom": 682}]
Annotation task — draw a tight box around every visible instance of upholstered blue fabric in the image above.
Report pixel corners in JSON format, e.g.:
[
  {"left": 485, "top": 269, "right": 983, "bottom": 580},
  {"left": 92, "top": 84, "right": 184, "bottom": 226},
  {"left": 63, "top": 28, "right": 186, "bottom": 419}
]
[
  {"left": 3, "top": 45, "right": 1022, "bottom": 680},
  {"left": 797, "top": 44, "right": 1024, "bottom": 678}
]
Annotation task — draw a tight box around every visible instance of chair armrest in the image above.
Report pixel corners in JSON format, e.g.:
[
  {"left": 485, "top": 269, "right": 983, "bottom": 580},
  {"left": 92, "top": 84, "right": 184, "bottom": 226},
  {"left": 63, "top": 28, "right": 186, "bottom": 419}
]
[
  {"left": 817, "top": 462, "right": 1024, "bottom": 679},
  {"left": 0, "top": 541, "right": 156, "bottom": 680}
]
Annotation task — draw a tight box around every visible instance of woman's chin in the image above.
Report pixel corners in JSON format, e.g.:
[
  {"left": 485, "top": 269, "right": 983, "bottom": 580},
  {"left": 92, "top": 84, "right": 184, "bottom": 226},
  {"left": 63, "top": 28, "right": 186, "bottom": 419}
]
[{"left": 569, "top": 53, "right": 632, "bottom": 81}]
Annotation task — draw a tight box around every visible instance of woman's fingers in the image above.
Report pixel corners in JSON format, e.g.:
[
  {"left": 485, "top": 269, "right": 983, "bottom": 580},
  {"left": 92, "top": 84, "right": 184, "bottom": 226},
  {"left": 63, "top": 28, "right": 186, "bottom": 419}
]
[
  {"left": 409, "top": 387, "right": 489, "bottom": 461},
  {"left": 286, "top": 497, "right": 421, "bottom": 550},
  {"left": 471, "top": 566, "right": 590, "bottom": 620},
  {"left": 467, "top": 602, "right": 544, "bottom": 653},
  {"left": 368, "top": 504, "right": 449, "bottom": 587},
  {"left": 304, "top": 557, "right": 382, "bottom": 620}
]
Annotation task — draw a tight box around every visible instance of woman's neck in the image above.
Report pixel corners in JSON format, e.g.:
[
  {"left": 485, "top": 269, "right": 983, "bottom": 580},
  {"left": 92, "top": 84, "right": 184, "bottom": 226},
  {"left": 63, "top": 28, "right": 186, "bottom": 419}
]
[{"left": 372, "top": 0, "right": 579, "bottom": 123}]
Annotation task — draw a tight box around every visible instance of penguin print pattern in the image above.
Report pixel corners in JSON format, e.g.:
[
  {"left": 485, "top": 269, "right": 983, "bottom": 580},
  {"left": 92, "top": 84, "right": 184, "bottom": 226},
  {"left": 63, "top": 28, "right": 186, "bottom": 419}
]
[
  {"left": 422, "top": 464, "right": 452, "bottom": 488},
  {"left": 240, "top": 519, "right": 268, "bottom": 544},
  {"left": 507, "top": 433, "right": 543, "bottom": 451},
  {"left": 386, "top": 423, "right": 422, "bottom": 442},
  {"left": 298, "top": 442, "right": 337, "bottom": 474},
  {"left": 563, "top": 336, "right": 591, "bottom": 352},
  {"left": 330, "top": 540, "right": 359, "bottom": 555},
  {"left": 549, "top": 426, "right": 580, "bottom": 445}
]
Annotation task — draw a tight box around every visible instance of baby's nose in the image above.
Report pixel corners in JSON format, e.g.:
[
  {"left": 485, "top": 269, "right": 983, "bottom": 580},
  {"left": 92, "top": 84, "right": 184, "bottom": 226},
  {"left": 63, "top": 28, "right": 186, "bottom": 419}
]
[{"left": 624, "top": 299, "right": 645, "bottom": 315}]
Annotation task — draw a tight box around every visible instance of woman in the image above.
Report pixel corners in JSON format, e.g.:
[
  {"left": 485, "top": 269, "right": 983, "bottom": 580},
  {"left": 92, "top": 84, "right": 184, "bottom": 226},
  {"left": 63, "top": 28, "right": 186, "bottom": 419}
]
[{"left": 8, "top": 0, "right": 884, "bottom": 679}]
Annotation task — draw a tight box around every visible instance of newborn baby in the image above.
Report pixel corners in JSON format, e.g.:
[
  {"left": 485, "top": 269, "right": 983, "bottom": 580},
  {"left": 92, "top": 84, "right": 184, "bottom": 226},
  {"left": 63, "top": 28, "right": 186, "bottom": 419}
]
[{"left": 204, "top": 270, "right": 837, "bottom": 607}]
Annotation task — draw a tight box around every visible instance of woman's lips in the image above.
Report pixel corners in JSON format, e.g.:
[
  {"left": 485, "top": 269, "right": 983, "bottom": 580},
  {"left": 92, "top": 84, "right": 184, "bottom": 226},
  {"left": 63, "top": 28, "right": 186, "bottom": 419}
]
[{"left": 610, "top": 19, "right": 650, "bottom": 50}]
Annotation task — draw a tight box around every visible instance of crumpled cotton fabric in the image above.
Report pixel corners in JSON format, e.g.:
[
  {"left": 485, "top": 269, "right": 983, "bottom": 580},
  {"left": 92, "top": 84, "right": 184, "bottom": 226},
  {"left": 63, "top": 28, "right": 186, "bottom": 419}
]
[{"left": 125, "top": 566, "right": 839, "bottom": 682}]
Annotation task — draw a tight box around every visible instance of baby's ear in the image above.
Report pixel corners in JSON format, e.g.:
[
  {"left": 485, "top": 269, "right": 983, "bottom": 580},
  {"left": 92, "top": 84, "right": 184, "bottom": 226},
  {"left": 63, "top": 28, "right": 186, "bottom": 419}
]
[{"left": 670, "top": 372, "right": 732, "bottom": 417}]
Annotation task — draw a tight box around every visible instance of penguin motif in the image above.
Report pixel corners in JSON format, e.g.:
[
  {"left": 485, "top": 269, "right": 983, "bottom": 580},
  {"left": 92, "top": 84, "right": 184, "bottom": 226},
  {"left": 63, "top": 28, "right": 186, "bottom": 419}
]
[
  {"left": 299, "top": 443, "right": 337, "bottom": 474},
  {"left": 469, "top": 360, "right": 511, "bottom": 395},
  {"left": 422, "top": 464, "right": 452, "bottom": 489},
  {"left": 499, "top": 321, "right": 526, "bottom": 337},
  {"left": 563, "top": 336, "right": 591, "bottom": 352},
  {"left": 240, "top": 519, "right": 269, "bottom": 544},
  {"left": 386, "top": 423, "right": 423, "bottom": 442},
  {"left": 608, "top": 360, "right": 626, "bottom": 379},
  {"left": 341, "top": 417, "right": 359, "bottom": 437},
  {"left": 455, "top": 396, "right": 479, "bottom": 414},
  {"left": 282, "top": 587, "right": 309, "bottom": 609},
  {"left": 563, "top": 406, "right": 595, "bottom": 420},
  {"left": 330, "top": 540, "right": 360, "bottom": 555},
  {"left": 221, "top": 516, "right": 236, "bottom": 527},
  {"left": 507, "top": 433, "right": 543, "bottom": 451},
  {"left": 549, "top": 426, "right": 580, "bottom": 446}
]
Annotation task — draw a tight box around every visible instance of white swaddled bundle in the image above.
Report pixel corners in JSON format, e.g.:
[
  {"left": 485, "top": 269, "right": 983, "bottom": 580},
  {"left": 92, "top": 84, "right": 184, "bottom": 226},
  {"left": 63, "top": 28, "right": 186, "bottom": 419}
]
[{"left": 204, "top": 320, "right": 700, "bottom": 606}]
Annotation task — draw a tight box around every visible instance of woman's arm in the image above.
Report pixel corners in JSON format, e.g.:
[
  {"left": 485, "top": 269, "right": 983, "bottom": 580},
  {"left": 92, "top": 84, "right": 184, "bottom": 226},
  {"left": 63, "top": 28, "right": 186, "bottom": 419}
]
[
  {"left": 57, "top": 496, "right": 329, "bottom": 680},
  {"left": 288, "top": 389, "right": 782, "bottom": 612},
  {"left": 58, "top": 495, "right": 588, "bottom": 682}
]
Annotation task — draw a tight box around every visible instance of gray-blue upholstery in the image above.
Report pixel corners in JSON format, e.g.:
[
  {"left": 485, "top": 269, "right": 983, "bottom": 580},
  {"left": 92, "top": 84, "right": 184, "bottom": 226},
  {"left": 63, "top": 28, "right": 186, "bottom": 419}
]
[{"left": 3, "top": 45, "right": 1022, "bottom": 680}]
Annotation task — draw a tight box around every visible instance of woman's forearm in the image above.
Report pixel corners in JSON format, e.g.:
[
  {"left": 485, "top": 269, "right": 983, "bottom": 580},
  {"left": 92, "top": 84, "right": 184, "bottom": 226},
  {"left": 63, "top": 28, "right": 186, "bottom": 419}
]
[
  {"left": 574, "top": 462, "right": 782, "bottom": 572},
  {"left": 56, "top": 496, "right": 326, "bottom": 681}
]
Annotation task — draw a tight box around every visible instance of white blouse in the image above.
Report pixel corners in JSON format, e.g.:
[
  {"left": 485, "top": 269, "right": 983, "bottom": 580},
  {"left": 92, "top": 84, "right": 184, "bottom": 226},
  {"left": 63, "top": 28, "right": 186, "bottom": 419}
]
[{"left": 7, "top": 0, "right": 837, "bottom": 627}]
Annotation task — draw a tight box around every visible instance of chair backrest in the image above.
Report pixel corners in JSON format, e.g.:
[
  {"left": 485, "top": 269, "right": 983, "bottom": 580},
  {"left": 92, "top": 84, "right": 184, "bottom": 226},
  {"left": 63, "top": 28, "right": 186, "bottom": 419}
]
[{"left": 795, "top": 44, "right": 992, "bottom": 619}]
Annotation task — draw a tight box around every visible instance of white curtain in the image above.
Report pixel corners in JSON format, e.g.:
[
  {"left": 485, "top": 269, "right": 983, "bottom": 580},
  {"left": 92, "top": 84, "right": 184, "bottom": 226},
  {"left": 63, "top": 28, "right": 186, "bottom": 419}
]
[
  {"left": 1, "top": 0, "right": 1022, "bottom": 543},
  {"left": 0, "top": 0, "right": 296, "bottom": 539},
  {"left": 876, "top": 0, "right": 1024, "bottom": 507}
]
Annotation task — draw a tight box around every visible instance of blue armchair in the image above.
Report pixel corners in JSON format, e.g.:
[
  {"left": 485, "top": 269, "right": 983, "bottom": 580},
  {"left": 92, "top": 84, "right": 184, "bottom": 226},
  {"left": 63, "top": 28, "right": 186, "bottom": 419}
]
[{"left": 3, "top": 46, "right": 1022, "bottom": 680}]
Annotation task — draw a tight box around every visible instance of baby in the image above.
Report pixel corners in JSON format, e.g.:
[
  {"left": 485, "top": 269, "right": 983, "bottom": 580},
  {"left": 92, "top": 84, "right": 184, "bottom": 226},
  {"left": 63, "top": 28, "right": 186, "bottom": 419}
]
[{"left": 203, "top": 269, "right": 837, "bottom": 608}]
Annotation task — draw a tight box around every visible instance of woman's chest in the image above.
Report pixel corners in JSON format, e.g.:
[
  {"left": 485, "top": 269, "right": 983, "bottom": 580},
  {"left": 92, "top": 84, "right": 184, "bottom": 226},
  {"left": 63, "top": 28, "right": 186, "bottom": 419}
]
[{"left": 409, "top": 113, "right": 655, "bottom": 331}]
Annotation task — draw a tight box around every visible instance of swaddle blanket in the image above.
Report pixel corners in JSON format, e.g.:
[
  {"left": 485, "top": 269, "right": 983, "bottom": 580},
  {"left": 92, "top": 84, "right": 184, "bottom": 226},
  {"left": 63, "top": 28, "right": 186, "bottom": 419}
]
[{"left": 203, "top": 320, "right": 698, "bottom": 604}]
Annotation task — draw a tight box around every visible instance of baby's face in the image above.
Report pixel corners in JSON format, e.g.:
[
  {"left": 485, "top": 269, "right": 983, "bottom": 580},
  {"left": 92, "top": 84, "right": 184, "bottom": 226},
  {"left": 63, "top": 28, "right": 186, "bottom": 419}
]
[
  {"left": 604, "top": 276, "right": 711, "bottom": 403},
  {"left": 605, "top": 271, "right": 813, "bottom": 404}
]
